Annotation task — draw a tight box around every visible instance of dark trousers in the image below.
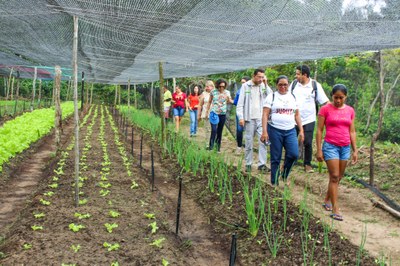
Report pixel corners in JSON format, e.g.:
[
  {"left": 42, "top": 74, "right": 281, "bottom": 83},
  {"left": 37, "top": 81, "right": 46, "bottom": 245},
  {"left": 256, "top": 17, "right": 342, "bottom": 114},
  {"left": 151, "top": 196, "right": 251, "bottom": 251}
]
[
  {"left": 209, "top": 114, "right": 226, "bottom": 151},
  {"left": 268, "top": 125, "right": 298, "bottom": 185},
  {"left": 236, "top": 115, "right": 244, "bottom": 147},
  {"left": 296, "top": 121, "right": 315, "bottom": 166}
]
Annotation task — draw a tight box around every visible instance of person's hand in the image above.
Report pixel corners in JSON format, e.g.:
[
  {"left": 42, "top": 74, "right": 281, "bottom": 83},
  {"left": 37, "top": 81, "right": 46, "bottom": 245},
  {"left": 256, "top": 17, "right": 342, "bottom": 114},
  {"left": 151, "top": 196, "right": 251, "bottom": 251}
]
[
  {"left": 316, "top": 149, "right": 324, "bottom": 162},
  {"left": 239, "top": 119, "right": 245, "bottom": 127},
  {"left": 298, "top": 131, "right": 304, "bottom": 142},
  {"left": 263, "top": 77, "right": 268, "bottom": 85},
  {"left": 260, "top": 132, "right": 269, "bottom": 143},
  {"left": 351, "top": 150, "right": 358, "bottom": 165}
]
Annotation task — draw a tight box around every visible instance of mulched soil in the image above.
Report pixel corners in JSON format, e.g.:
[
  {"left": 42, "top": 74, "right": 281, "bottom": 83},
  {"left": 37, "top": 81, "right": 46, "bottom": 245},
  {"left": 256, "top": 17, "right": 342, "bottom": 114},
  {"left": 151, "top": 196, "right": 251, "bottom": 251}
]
[{"left": 0, "top": 105, "right": 377, "bottom": 265}]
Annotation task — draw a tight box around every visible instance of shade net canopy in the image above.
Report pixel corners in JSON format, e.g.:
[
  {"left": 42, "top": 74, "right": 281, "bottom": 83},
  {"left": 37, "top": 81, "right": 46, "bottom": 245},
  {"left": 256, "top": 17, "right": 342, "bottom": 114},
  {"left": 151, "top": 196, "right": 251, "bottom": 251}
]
[{"left": 0, "top": 0, "right": 399, "bottom": 83}]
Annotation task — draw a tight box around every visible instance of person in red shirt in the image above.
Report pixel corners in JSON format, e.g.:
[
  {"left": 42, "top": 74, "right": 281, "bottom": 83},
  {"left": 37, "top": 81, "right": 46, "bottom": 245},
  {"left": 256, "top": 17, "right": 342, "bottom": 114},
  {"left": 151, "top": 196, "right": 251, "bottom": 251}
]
[
  {"left": 316, "top": 84, "right": 358, "bottom": 221},
  {"left": 172, "top": 85, "right": 188, "bottom": 132},
  {"left": 188, "top": 85, "right": 200, "bottom": 137}
]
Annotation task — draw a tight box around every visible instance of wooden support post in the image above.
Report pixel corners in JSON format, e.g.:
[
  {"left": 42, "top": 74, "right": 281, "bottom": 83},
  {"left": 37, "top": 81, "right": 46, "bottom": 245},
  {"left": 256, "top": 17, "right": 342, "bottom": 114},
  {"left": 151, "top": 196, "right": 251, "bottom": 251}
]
[
  {"left": 81, "top": 71, "right": 84, "bottom": 111},
  {"left": 114, "top": 84, "right": 118, "bottom": 107},
  {"left": 30, "top": 67, "right": 37, "bottom": 111},
  {"left": 38, "top": 79, "right": 42, "bottom": 108},
  {"left": 54, "top": 66, "right": 63, "bottom": 148},
  {"left": 90, "top": 83, "right": 93, "bottom": 104},
  {"left": 10, "top": 76, "right": 15, "bottom": 101},
  {"left": 159, "top": 62, "right": 165, "bottom": 150},
  {"left": 72, "top": 16, "right": 80, "bottom": 208},
  {"left": 118, "top": 84, "right": 121, "bottom": 107},
  {"left": 134, "top": 83, "right": 137, "bottom": 109},
  {"left": 127, "top": 78, "right": 131, "bottom": 114},
  {"left": 86, "top": 81, "right": 89, "bottom": 105},
  {"left": 150, "top": 81, "right": 154, "bottom": 112}
]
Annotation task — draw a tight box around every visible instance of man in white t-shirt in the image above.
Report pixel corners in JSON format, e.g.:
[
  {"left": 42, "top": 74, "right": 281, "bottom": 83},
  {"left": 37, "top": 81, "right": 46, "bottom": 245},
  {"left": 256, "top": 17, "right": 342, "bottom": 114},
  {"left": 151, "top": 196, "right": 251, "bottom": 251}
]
[
  {"left": 290, "top": 65, "right": 329, "bottom": 173},
  {"left": 236, "top": 68, "right": 273, "bottom": 172}
]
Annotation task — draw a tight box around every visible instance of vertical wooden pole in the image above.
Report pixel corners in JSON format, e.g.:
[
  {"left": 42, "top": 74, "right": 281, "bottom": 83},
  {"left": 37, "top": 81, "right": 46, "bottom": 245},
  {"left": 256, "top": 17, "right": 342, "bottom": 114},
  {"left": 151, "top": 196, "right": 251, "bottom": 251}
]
[
  {"left": 114, "top": 84, "right": 118, "bottom": 107},
  {"left": 10, "top": 76, "right": 15, "bottom": 100},
  {"left": 6, "top": 68, "right": 14, "bottom": 100},
  {"left": 38, "top": 79, "right": 42, "bottom": 108},
  {"left": 159, "top": 62, "right": 165, "bottom": 149},
  {"left": 54, "top": 66, "right": 62, "bottom": 148},
  {"left": 81, "top": 71, "right": 84, "bottom": 110},
  {"left": 16, "top": 71, "right": 20, "bottom": 99},
  {"left": 86, "top": 82, "right": 89, "bottom": 105},
  {"left": 30, "top": 67, "right": 37, "bottom": 111},
  {"left": 118, "top": 84, "right": 121, "bottom": 106},
  {"left": 173, "top": 78, "right": 176, "bottom": 93},
  {"left": 127, "top": 78, "right": 131, "bottom": 112},
  {"left": 67, "top": 76, "right": 72, "bottom": 101},
  {"left": 72, "top": 16, "right": 80, "bottom": 207},
  {"left": 150, "top": 81, "right": 154, "bottom": 112},
  {"left": 90, "top": 83, "right": 93, "bottom": 104},
  {"left": 134, "top": 83, "right": 137, "bottom": 109}
]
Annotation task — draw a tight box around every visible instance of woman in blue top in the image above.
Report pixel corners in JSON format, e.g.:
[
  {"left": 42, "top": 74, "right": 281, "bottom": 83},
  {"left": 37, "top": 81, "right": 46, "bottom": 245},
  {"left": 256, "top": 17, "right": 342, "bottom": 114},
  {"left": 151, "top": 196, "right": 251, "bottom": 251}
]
[{"left": 206, "top": 78, "right": 233, "bottom": 152}]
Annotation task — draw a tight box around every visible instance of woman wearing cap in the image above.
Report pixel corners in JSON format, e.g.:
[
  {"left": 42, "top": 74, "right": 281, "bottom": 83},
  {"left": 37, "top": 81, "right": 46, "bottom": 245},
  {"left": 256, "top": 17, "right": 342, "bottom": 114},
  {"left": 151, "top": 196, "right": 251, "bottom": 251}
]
[
  {"left": 172, "top": 85, "right": 188, "bottom": 132},
  {"left": 261, "top": 75, "right": 304, "bottom": 185},
  {"left": 206, "top": 78, "right": 233, "bottom": 151},
  {"left": 198, "top": 80, "right": 214, "bottom": 132},
  {"left": 316, "top": 84, "right": 358, "bottom": 221}
]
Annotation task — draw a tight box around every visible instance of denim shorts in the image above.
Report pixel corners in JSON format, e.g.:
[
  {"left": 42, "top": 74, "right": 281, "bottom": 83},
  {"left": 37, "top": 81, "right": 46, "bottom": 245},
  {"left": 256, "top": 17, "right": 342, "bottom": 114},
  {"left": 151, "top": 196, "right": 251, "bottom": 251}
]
[
  {"left": 173, "top": 107, "right": 185, "bottom": 117},
  {"left": 322, "top": 141, "right": 350, "bottom": 161}
]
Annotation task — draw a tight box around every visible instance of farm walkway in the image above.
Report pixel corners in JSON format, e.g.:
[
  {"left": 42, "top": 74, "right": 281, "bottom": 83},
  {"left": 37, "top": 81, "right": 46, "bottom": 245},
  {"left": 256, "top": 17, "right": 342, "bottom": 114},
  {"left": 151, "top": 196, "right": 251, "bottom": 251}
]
[{"left": 178, "top": 117, "right": 400, "bottom": 264}]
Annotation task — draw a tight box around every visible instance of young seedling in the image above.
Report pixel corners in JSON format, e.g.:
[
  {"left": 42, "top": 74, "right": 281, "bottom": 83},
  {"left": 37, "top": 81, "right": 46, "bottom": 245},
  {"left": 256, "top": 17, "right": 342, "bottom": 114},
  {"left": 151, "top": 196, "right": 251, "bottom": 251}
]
[
  {"left": 48, "top": 183, "right": 58, "bottom": 189},
  {"left": 43, "top": 191, "right": 55, "bottom": 197},
  {"left": 103, "top": 242, "right": 120, "bottom": 251},
  {"left": 111, "top": 262, "right": 119, "bottom": 266},
  {"left": 109, "top": 210, "right": 120, "bottom": 218},
  {"left": 162, "top": 258, "right": 169, "bottom": 266},
  {"left": 69, "top": 223, "right": 85, "bottom": 233},
  {"left": 150, "top": 237, "right": 166, "bottom": 248},
  {"left": 148, "top": 221, "right": 159, "bottom": 234},
  {"left": 104, "top": 223, "right": 118, "bottom": 233},
  {"left": 74, "top": 213, "right": 91, "bottom": 219},
  {"left": 130, "top": 180, "right": 139, "bottom": 189},
  {"left": 23, "top": 243, "right": 32, "bottom": 250},
  {"left": 33, "top": 212, "right": 45, "bottom": 219},
  {"left": 100, "top": 189, "right": 110, "bottom": 197},
  {"left": 144, "top": 213, "right": 155, "bottom": 219},
  {"left": 39, "top": 199, "right": 51, "bottom": 206},
  {"left": 70, "top": 244, "right": 81, "bottom": 253},
  {"left": 78, "top": 199, "right": 88, "bottom": 205},
  {"left": 31, "top": 225, "right": 43, "bottom": 231}
]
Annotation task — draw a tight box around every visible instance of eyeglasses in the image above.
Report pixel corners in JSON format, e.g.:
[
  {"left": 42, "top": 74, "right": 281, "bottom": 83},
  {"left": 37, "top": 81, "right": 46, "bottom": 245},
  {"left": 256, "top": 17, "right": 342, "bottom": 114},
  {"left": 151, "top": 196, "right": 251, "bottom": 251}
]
[
  {"left": 218, "top": 85, "right": 226, "bottom": 88},
  {"left": 277, "top": 84, "right": 288, "bottom": 87}
]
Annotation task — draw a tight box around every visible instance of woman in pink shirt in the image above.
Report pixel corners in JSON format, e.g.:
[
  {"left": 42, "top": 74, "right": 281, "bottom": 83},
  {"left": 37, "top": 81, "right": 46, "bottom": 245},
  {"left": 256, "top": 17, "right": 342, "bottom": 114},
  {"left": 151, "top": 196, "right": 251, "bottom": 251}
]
[{"left": 316, "top": 84, "right": 358, "bottom": 221}]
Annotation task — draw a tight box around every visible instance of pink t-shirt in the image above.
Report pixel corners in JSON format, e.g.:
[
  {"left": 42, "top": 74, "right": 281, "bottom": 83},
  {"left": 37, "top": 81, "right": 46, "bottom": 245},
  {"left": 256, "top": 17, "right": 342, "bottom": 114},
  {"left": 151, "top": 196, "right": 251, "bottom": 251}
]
[{"left": 318, "top": 103, "right": 355, "bottom": 147}]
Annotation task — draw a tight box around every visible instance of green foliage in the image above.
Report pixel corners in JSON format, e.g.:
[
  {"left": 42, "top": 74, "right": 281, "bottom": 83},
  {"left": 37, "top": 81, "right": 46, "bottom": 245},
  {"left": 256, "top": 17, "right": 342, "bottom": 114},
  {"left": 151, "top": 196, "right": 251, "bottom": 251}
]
[{"left": 0, "top": 102, "right": 75, "bottom": 172}]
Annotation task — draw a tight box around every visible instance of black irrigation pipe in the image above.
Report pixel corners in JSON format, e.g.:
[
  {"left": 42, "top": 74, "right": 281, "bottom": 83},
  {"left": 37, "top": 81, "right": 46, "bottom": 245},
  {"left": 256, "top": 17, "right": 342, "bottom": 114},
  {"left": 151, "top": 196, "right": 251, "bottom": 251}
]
[
  {"left": 348, "top": 175, "right": 400, "bottom": 212},
  {"left": 151, "top": 146, "right": 155, "bottom": 192},
  {"left": 131, "top": 126, "right": 134, "bottom": 156},
  {"left": 175, "top": 173, "right": 183, "bottom": 235},
  {"left": 139, "top": 132, "right": 143, "bottom": 168},
  {"left": 229, "top": 233, "right": 237, "bottom": 266}
]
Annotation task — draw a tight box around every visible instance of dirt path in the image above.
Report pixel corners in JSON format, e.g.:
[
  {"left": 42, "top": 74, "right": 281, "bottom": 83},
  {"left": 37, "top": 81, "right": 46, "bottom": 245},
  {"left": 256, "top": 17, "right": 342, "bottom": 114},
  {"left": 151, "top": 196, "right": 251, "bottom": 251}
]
[
  {"left": 0, "top": 119, "right": 74, "bottom": 234},
  {"left": 180, "top": 117, "right": 400, "bottom": 264}
]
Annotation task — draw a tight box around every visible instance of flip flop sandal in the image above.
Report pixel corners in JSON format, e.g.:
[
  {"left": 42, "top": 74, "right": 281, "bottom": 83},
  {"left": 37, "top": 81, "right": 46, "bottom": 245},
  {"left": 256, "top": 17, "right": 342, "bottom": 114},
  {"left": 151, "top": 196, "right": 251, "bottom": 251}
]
[
  {"left": 330, "top": 213, "right": 343, "bottom": 221},
  {"left": 322, "top": 203, "right": 332, "bottom": 211}
]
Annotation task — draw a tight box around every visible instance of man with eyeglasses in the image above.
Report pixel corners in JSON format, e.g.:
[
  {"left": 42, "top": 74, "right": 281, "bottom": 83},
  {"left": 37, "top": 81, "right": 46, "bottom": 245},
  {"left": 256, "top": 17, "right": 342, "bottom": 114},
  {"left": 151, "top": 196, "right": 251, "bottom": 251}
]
[
  {"left": 236, "top": 68, "right": 273, "bottom": 173},
  {"left": 290, "top": 64, "right": 329, "bottom": 173}
]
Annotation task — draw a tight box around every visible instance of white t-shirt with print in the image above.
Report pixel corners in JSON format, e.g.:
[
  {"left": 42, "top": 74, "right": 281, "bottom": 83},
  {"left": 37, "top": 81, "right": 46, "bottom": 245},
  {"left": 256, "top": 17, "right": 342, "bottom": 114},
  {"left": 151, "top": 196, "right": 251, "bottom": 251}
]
[
  {"left": 291, "top": 79, "right": 329, "bottom": 125},
  {"left": 264, "top": 92, "right": 298, "bottom": 130}
]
